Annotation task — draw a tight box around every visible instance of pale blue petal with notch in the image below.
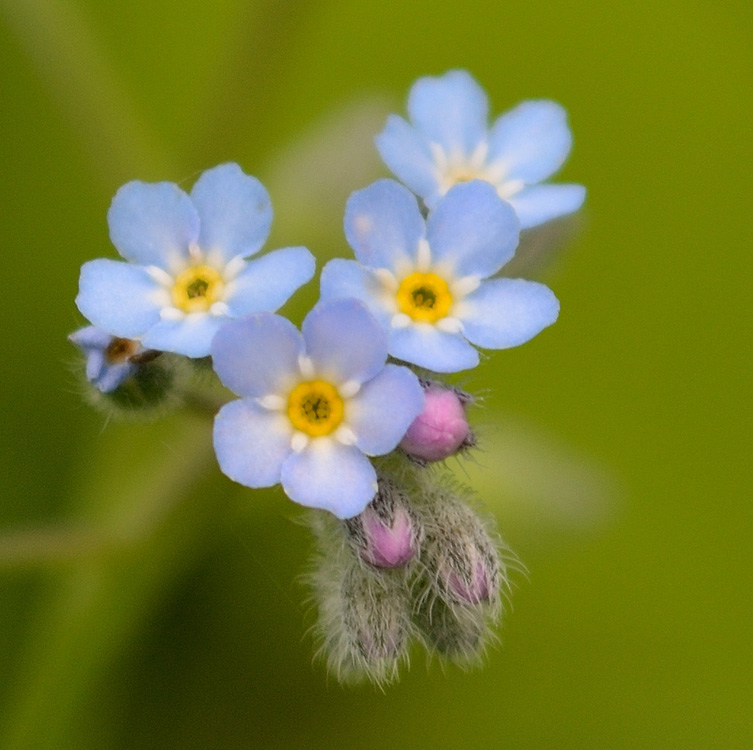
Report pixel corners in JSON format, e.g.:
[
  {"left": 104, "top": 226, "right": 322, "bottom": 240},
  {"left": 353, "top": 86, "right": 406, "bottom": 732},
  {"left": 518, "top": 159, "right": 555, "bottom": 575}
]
[
  {"left": 348, "top": 364, "right": 424, "bottom": 456},
  {"left": 224, "top": 246, "right": 315, "bottom": 317},
  {"left": 140, "top": 313, "right": 225, "bottom": 357},
  {"left": 108, "top": 181, "right": 198, "bottom": 271},
  {"left": 375, "top": 115, "right": 441, "bottom": 200},
  {"left": 319, "top": 259, "right": 393, "bottom": 329},
  {"left": 487, "top": 100, "right": 573, "bottom": 184},
  {"left": 76, "top": 259, "right": 163, "bottom": 338},
  {"left": 302, "top": 299, "right": 388, "bottom": 385},
  {"left": 508, "top": 183, "right": 586, "bottom": 229},
  {"left": 281, "top": 440, "right": 377, "bottom": 519},
  {"left": 390, "top": 324, "right": 479, "bottom": 373},
  {"left": 214, "top": 399, "right": 293, "bottom": 488},
  {"left": 344, "top": 179, "right": 424, "bottom": 270},
  {"left": 407, "top": 70, "right": 488, "bottom": 155},
  {"left": 211, "top": 313, "right": 303, "bottom": 398},
  {"left": 459, "top": 278, "right": 559, "bottom": 349},
  {"left": 190, "top": 162, "right": 272, "bottom": 262},
  {"left": 426, "top": 180, "right": 519, "bottom": 278}
]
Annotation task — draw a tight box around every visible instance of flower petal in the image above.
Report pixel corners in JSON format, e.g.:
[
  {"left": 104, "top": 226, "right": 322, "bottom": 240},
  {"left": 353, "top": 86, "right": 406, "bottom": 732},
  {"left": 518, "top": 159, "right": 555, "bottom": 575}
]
[
  {"left": 281, "top": 439, "right": 377, "bottom": 518},
  {"left": 302, "top": 299, "right": 387, "bottom": 385},
  {"left": 344, "top": 179, "right": 425, "bottom": 271},
  {"left": 224, "top": 246, "right": 315, "bottom": 317},
  {"left": 190, "top": 163, "right": 272, "bottom": 263},
  {"left": 211, "top": 313, "right": 303, "bottom": 398},
  {"left": 214, "top": 399, "right": 293, "bottom": 488},
  {"left": 407, "top": 70, "right": 488, "bottom": 155},
  {"left": 96, "top": 362, "right": 135, "bottom": 393},
  {"left": 375, "top": 115, "right": 442, "bottom": 202},
  {"left": 107, "top": 181, "right": 199, "bottom": 271},
  {"left": 69, "top": 325, "right": 112, "bottom": 349},
  {"left": 140, "top": 313, "right": 225, "bottom": 357},
  {"left": 426, "top": 180, "right": 519, "bottom": 278},
  {"left": 319, "top": 258, "right": 394, "bottom": 329},
  {"left": 76, "top": 259, "right": 163, "bottom": 338},
  {"left": 508, "top": 183, "right": 586, "bottom": 230},
  {"left": 457, "top": 278, "right": 559, "bottom": 349},
  {"left": 390, "top": 324, "right": 479, "bottom": 373},
  {"left": 487, "top": 100, "right": 573, "bottom": 184},
  {"left": 348, "top": 364, "right": 424, "bottom": 455}
]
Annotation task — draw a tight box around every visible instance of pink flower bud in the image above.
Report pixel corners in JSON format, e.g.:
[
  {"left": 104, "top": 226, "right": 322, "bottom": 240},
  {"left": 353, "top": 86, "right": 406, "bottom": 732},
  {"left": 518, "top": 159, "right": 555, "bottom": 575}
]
[
  {"left": 447, "top": 560, "right": 492, "bottom": 605},
  {"left": 345, "top": 482, "right": 419, "bottom": 568},
  {"left": 358, "top": 504, "right": 416, "bottom": 568},
  {"left": 399, "top": 384, "right": 472, "bottom": 462}
]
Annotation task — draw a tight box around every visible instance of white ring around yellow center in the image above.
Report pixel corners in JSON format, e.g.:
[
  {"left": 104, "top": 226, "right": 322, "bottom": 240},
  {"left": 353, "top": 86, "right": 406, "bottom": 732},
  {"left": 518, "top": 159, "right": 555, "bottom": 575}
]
[
  {"left": 287, "top": 380, "right": 345, "bottom": 437},
  {"left": 396, "top": 271, "right": 453, "bottom": 323},
  {"left": 171, "top": 264, "right": 225, "bottom": 313}
]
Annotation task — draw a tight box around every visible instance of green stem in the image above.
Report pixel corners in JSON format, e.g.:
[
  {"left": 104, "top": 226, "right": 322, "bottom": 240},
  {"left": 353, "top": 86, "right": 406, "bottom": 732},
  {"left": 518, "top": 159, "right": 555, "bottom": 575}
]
[{"left": 0, "top": 416, "right": 220, "bottom": 750}]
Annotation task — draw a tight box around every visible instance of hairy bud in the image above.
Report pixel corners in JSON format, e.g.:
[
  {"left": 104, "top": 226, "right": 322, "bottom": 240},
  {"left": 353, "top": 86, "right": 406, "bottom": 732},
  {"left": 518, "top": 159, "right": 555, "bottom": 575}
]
[
  {"left": 344, "top": 481, "right": 421, "bottom": 568},
  {"left": 399, "top": 383, "right": 474, "bottom": 462}
]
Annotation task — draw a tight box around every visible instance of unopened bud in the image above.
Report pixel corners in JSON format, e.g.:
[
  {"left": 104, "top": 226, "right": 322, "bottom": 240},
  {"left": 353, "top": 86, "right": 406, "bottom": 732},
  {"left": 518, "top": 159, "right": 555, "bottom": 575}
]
[
  {"left": 399, "top": 383, "right": 473, "bottom": 462},
  {"left": 446, "top": 559, "right": 492, "bottom": 606},
  {"left": 345, "top": 481, "right": 420, "bottom": 568}
]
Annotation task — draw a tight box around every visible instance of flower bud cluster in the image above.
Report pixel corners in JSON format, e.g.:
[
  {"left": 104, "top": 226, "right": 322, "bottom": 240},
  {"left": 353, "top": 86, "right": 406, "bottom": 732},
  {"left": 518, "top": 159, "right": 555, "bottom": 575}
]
[{"left": 307, "top": 454, "right": 516, "bottom": 684}]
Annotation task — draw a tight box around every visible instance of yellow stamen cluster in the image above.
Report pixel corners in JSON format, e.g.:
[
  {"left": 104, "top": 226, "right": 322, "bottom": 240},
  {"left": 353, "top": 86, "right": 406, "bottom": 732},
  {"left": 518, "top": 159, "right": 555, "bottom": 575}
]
[
  {"left": 171, "top": 264, "right": 225, "bottom": 313},
  {"left": 287, "top": 380, "right": 345, "bottom": 437},
  {"left": 396, "top": 271, "right": 453, "bottom": 323}
]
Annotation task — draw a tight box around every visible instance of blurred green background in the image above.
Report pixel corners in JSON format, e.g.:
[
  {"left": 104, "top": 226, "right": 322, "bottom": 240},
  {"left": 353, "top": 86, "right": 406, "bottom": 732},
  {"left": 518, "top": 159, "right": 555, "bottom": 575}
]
[{"left": 1, "top": 0, "right": 751, "bottom": 747}]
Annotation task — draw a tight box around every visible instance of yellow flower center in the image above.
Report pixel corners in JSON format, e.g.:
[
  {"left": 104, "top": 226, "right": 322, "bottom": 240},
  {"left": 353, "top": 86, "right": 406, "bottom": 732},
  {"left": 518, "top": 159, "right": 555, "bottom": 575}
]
[
  {"left": 171, "top": 264, "right": 225, "bottom": 313},
  {"left": 396, "top": 271, "right": 453, "bottom": 323},
  {"left": 287, "top": 380, "right": 345, "bottom": 437}
]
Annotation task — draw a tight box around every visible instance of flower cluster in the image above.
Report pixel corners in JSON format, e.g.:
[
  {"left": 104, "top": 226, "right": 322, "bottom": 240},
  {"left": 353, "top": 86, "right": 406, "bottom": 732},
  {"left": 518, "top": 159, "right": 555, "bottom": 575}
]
[{"left": 68, "top": 70, "right": 584, "bottom": 684}]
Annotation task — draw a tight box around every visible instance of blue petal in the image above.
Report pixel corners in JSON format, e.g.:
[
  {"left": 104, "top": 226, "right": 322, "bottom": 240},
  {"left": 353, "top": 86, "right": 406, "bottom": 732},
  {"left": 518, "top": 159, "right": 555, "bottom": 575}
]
[
  {"left": 211, "top": 313, "right": 303, "bottom": 398},
  {"left": 508, "top": 184, "right": 586, "bottom": 229},
  {"left": 319, "top": 259, "right": 393, "bottom": 330},
  {"left": 487, "top": 100, "right": 573, "bottom": 184},
  {"left": 344, "top": 179, "right": 425, "bottom": 271},
  {"left": 281, "top": 440, "right": 377, "bottom": 519},
  {"left": 76, "top": 259, "right": 163, "bottom": 338},
  {"left": 84, "top": 349, "right": 106, "bottom": 382},
  {"left": 426, "top": 181, "right": 520, "bottom": 278},
  {"left": 140, "top": 313, "right": 225, "bottom": 357},
  {"left": 224, "top": 246, "right": 315, "bottom": 317},
  {"left": 96, "top": 362, "right": 135, "bottom": 393},
  {"left": 302, "top": 299, "right": 387, "bottom": 385},
  {"left": 407, "top": 70, "right": 488, "bottom": 155},
  {"left": 108, "top": 181, "right": 199, "bottom": 271},
  {"left": 214, "top": 399, "right": 293, "bottom": 488},
  {"left": 375, "top": 115, "right": 441, "bottom": 201},
  {"left": 190, "top": 163, "right": 272, "bottom": 262},
  {"left": 390, "top": 325, "right": 479, "bottom": 373},
  {"left": 69, "top": 325, "right": 112, "bottom": 349},
  {"left": 348, "top": 364, "right": 425, "bottom": 455},
  {"left": 458, "top": 278, "right": 559, "bottom": 349}
]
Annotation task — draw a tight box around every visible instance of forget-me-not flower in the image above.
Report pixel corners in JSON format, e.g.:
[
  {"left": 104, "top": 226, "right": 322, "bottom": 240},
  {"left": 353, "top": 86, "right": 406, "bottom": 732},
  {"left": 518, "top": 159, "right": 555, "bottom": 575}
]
[
  {"left": 376, "top": 69, "right": 585, "bottom": 229},
  {"left": 320, "top": 179, "right": 559, "bottom": 373},
  {"left": 68, "top": 325, "right": 147, "bottom": 393},
  {"left": 76, "top": 163, "right": 315, "bottom": 358},
  {"left": 211, "top": 299, "right": 425, "bottom": 519}
]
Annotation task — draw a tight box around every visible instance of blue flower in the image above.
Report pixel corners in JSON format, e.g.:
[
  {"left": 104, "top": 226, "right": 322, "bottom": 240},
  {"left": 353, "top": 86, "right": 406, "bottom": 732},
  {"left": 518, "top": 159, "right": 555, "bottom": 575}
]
[
  {"left": 69, "top": 325, "right": 144, "bottom": 393},
  {"left": 320, "top": 179, "right": 560, "bottom": 373},
  {"left": 211, "top": 299, "right": 425, "bottom": 519},
  {"left": 76, "top": 163, "right": 315, "bottom": 358},
  {"left": 375, "top": 69, "right": 585, "bottom": 229}
]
